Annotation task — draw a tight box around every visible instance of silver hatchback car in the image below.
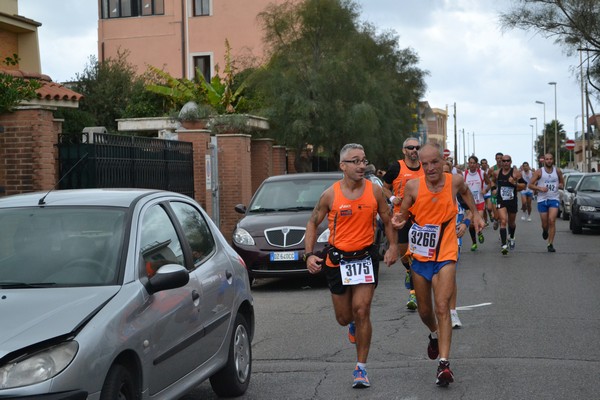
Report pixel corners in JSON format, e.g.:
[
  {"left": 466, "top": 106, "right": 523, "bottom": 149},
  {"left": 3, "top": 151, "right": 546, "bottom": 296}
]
[{"left": 0, "top": 189, "right": 254, "bottom": 399}]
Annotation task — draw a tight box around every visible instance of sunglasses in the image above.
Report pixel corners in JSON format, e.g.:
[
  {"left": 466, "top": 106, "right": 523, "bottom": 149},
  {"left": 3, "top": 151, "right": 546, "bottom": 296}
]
[
  {"left": 342, "top": 159, "right": 369, "bottom": 165},
  {"left": 502, "top": 159, "right": 512, "bottom": 162},
  {"left": 404, "top": 145, "right": 420, "bottom": 150}
]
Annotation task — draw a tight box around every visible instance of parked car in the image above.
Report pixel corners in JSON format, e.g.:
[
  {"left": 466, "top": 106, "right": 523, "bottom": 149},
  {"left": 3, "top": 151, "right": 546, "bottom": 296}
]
[
  {"left": 0, "top": 189, "right": 254, "bottom": 399},
  {"left": 559, "top": 172, "right": 585, "bottom": 220},
  {"left": 232, "top": 172, "right": 342, "bottom": 281},
  {"left": 569, "top": 173, "right": 600, "bottom": 234}
]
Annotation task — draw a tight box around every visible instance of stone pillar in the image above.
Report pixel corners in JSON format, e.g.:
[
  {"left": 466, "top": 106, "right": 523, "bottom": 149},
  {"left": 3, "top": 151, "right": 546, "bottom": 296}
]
[
  {"left": 217, "top": 133, "right": 252, "bottom": 242},
  {"left": 251, "top": 138, "right": 274, "bottom": 194}
]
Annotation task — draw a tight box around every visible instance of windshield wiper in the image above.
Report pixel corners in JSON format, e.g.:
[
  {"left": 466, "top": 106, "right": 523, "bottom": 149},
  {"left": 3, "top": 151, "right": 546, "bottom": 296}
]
[
  {"left": 0, "top": 282, "right": 57, "bottom": 288},
  {"left": 248, "top": 207, "right": 277, "bottom": 213},
  {"left": 276, "top": 206, "right": 314, "bottom": 211}
]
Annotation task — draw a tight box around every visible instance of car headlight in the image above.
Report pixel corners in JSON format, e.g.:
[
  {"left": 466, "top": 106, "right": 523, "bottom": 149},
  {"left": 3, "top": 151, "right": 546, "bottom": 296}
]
[
  {"left": 579, "top": 205, "right": 596, "bottom": 212},
  {"left": 317, "top": 228, "right": 330, "bottom": 243},
  {"left": 0, "top": 341, "right": 78, "bottom": 389},
  {"left": 233, "top": 228, "right": 255, "bottom": 246}
]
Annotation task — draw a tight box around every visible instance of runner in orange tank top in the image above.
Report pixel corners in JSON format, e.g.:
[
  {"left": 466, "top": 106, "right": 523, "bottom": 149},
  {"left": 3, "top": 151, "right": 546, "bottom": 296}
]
[
  {"left": 382, "top": 137, "right": 424, "bottom": 311},
  {"left": 392, "top": 144, "right": 484, "bottom": 387},
  {"left": 304, "top": 143, "right": 398, "bottom": 389}
]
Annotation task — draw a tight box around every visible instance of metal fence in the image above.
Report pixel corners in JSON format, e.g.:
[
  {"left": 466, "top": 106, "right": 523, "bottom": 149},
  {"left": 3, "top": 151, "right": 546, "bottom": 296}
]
[{"left": 57, "top": 132, "right": 194, "bottom": 197}]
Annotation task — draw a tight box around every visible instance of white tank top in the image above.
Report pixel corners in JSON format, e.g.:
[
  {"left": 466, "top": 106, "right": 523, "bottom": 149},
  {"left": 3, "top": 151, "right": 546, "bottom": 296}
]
[
  {"left": 537, "top": 167, "right": 560, "bottom": 201},
  {"left": 521, "top": 170, "right": 533, "bottom": 194},
  {"left": 464, "top": 169, "right": 485, "bottom": 204}
]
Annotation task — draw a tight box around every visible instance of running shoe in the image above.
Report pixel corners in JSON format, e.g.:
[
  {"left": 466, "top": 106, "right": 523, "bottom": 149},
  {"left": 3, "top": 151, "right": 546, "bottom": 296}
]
[
  {"left": 406, "top": 293, "right": 418, "bottom": 311},
  {"left": 547, "top": 244, "right": 556, "bottom": 253},
  {"left": 509, "top": 237, "right": 515, "bottom": 250},
  {"left": 348, "top": 321, "right": 356, "bottom": 344},
  {"left": 404, "top": 270, "right": 411, "bottom": 290},
  {"left": 427, "top": 334, "right": 439, "bottom": 360},
  {"left": 501, "top": 244, "right": 508, "bottom": 255},
  {"left": 542, "top": 229, "right": 548, "bottom": 240},
  {"left": 470, "top": 243, "right": 478, "bottom": 251},
  {"left": 436, "top": 360, "right": 454, "bottom": 386},
  {"left": 352, "top": 365, "right": 370, "bottom": 388},
  {"left": 478, "top": 231, "right": 485, "bottom": 244},
  {"left": 527, "top": 216, "right": 532, "bottom": 222},
  {"left": 450, "top": 311, "right": 462, "bottom": 329},
  {"left": 521, "top": 215, "right": 526, "bottom": 221},
  {"left": 493, "top": 220, "right": 499, "bottom": 230}
]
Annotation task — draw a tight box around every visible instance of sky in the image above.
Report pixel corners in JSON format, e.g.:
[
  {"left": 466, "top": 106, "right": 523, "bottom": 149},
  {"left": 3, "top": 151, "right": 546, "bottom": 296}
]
[{"left": 18, "top": 0, "right": 592, "bottom": 168}]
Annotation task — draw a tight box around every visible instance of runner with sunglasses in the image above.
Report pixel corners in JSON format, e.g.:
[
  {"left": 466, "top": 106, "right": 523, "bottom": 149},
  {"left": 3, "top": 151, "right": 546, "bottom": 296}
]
[{"left": 382, "top": 138, "right": 424, "bottom": 311}]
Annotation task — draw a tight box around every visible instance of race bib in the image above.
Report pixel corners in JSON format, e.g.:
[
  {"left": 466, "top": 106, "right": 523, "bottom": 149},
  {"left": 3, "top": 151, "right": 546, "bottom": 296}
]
[
  {"left": 500, "top": 186, "right": 514, "bottom": 200},
  {"left": 545, "top": 182, "right": 557, "bottom": 192},
  {"left": 340, "top": 255, "right": 374, "bottom": 285},
  {"left": 408, "top": 223, "right": 441, "bottom": 258},
  {"left": 472, "top": 189, "right": 483, "bottom": 203}
]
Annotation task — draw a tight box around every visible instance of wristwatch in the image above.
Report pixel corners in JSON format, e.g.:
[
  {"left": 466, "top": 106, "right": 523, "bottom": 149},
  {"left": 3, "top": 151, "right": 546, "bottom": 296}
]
[{"left": 303, "top": 252, "right": 314, "bottom": 262}]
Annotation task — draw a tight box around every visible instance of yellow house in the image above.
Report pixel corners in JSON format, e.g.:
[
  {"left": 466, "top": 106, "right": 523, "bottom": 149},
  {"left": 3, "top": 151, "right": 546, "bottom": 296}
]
[{"left": 0, "top": 0, "right": 41, "bottom": 73}]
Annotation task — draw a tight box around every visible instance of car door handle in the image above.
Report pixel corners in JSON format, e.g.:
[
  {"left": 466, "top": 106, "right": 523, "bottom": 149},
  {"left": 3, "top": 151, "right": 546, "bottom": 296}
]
[
  {"left": 226, "top": 270, "right": 232, "bottom": 279},
  {"left": 191, "top": 290, "right": 200, "bottom": 301}
]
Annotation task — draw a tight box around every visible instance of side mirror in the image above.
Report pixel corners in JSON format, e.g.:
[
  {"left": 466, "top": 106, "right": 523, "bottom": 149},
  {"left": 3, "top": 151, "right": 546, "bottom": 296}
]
[
  {"left": 145, "top": 264, "right": 189, "bottom": 295},
  {"left": 567, "top": 187, "right": 575, "bottom": 193},
  {"left": 234, "top": 204, "right": 247, "bottom": 214}
]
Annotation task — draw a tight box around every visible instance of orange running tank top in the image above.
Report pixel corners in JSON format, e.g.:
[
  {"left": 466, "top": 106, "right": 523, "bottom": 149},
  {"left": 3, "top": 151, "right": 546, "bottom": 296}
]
[
  {"left": 408, "top": 173, "right": 458, "bottom": 262},
  {"left": 328, "top": 179, "right": 377, "bottom": 255},
  {"left": 392, "top": 160, "right": 424, "bottom": 213}
]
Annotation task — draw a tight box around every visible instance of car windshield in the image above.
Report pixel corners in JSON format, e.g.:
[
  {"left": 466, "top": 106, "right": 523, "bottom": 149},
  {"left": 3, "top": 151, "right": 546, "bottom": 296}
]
[
  {"left": 579, "top": 175, "right": 600, "bottom": 192},
  {"left": 0, "top": 207, "right": 126, "bottom": 287},
  {"left": 248, "top": 177, "right": 339, "bottom": 212}
]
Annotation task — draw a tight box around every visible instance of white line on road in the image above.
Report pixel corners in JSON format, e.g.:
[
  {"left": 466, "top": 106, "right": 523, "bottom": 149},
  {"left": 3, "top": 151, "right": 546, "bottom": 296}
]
[{"left": 456, "top": 302, "right": 493, "bottom": 311}]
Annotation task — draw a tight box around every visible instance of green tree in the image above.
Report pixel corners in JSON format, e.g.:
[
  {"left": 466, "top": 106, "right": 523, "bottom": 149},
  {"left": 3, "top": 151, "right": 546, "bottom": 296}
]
[
  {"left": 0, "top": 54, "right": 42, "bottom": 114},
  {"left": 499, "top": 0, "right": 600, "bottom": 96},
  {"left": 248, "top": 0, "right": 427, "bottom": 168},
  {"left": 59, "top": 51, "right": 167, "bottom": 133},
  {"left": 536, "top": 120, "right": 567, "bottom": 166}
]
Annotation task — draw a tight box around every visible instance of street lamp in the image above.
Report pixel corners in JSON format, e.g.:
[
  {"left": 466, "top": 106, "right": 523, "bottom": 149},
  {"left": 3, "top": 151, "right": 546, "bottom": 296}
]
[
  {"left": 549, "top": 82, "right": 558, "bottom": 164},
  {"left": 530, "top": 124, "right": 534, "bottom": 166},
  {"left": 535, "top": 100, "right": 546, "bottom": 155},
  {"left": 530, "top": 117, "right": 537, "bottom": 166}
]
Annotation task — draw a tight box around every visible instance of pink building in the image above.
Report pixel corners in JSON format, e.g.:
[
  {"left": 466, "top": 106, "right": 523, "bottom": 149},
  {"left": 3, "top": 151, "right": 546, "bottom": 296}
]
[{"left": 98, "top": 0, "right": 284, "bottom": 80}]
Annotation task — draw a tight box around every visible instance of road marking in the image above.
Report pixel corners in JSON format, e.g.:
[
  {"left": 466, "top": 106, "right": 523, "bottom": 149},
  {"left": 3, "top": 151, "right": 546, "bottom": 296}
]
[{"left": 456, "top": 302, "right": 493, "bottom": 311}]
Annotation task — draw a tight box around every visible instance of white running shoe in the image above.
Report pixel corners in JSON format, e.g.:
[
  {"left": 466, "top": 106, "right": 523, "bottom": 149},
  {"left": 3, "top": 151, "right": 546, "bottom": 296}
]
[
  {"left": 450, "top": 311, "right": 462, "bottom": 328},
  {"left": 527, "top": 216, "right": 532, "bottom": 221},
  {"left": 521, "top": 215, "right": 526, "bottom": 221}
]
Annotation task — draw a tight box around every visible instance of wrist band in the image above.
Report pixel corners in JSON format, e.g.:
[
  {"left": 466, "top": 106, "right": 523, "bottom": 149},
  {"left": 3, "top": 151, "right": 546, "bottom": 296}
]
[
  {"left": 389, "top": 195, "right": 396, "bottom": 203},
  {"left": 463, "top": 218, "right": 471, "bottom": 227}
]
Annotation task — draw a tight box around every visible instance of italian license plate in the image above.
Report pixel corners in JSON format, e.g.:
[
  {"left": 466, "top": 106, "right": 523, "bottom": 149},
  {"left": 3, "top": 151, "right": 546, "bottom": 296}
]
[{"left": 270, "top": 251, "right": 298, "bottom": 261}]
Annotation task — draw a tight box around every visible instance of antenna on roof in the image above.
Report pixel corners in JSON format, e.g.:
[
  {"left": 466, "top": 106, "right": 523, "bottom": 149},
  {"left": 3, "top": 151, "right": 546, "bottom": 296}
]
[{"left": 38, "top": 153, "right": 89, "bottom": 205}]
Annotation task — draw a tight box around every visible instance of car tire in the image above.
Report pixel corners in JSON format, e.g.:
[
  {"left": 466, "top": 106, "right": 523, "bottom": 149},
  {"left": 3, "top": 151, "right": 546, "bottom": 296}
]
[
  {"left": 570, "top": 215, "right": 583, "bottom": 234},
  {"left": 562, "top": 210, "right": 569, "bottom": 221},
  {"left": 210, "top": 313, "right": 252, "bottom": 397},
  {"left": 100, "top": 363, "right": 138, "bottom": 400}
]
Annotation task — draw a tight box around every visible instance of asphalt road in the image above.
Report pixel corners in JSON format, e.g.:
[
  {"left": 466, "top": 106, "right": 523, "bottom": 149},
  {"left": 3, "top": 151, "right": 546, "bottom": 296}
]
[{"left": 185, "top": 210, "right": 600, "bottom": 400}]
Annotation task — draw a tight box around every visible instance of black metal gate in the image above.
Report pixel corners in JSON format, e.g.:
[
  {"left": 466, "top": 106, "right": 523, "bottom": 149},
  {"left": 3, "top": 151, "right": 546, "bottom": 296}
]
[{"left": 57, "top": 132, "right": 194, "bottom": 198}]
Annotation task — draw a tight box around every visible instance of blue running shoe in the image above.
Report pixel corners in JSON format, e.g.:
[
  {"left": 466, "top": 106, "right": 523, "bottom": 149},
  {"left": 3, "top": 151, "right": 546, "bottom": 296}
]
[{"left": 352, "top": 365, "right": 370, "bottom": 388}]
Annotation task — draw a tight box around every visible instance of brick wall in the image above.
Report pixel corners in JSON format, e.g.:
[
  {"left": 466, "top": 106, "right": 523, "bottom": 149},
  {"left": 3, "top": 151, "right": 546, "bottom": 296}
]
[
  {"left": 177, "top": 128, "right": 211, "bottom": 213},
  {"left": 250, "top": 138, "right": 274, "bottom": 193},
  {"left": 217, "top": 133, "right": 252, "bottom": 241},
  {"left": 0, "top": 107, "right": 59, "bottom": 196},
  {"left": 272, "top": 145, "right": 288, "bottom": 176}
]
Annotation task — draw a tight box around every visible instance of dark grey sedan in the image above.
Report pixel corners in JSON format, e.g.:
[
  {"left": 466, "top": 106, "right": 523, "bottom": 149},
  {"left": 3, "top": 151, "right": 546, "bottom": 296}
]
[
  {"left": 569, "top": 173, "right": 600, "bottom": 234},
  {"left": 0, "top": 189, "right": 254, "bottom": 399}
]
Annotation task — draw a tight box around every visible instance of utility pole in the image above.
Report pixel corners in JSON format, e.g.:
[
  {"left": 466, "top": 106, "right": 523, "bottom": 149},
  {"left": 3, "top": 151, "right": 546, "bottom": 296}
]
[{"left": 453, "top": 102, "right": 457, "bottom": 167}]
